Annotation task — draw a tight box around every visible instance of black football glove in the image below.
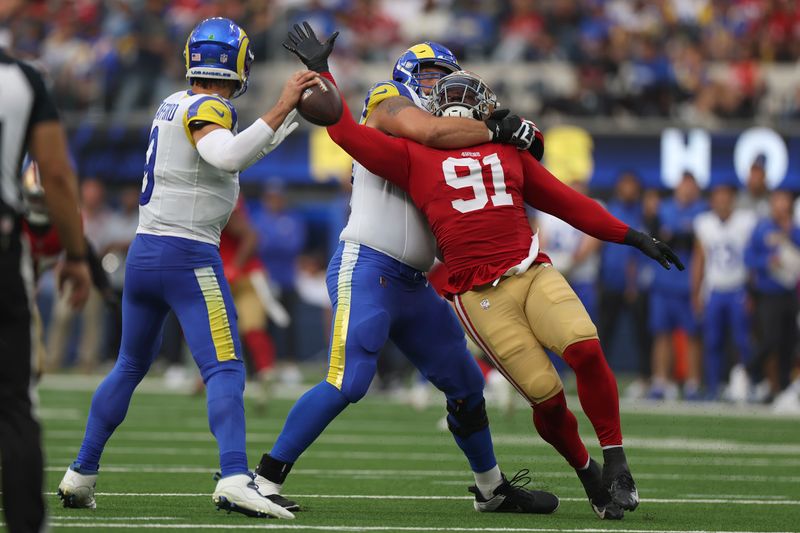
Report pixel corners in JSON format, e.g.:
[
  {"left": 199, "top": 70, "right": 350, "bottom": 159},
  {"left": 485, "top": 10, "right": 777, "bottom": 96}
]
[
  {"left": 624, "top": 228, "right": 685, "bottom": 271},
  {"left": 282, "top": 21, "right": 339, "bottom": 73},
  {"left": 485, "top": 109, "right": 544, "bottom": 161}
]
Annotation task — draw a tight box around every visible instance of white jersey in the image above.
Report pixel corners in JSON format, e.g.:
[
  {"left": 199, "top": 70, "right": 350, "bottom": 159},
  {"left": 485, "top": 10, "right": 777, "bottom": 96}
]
[
  {"left": 338, "top": 80, "right": 437, "bottom": 272},
  {"left": 538, "top": 211, "right": 600, "bottom": 284},
  {"left": 694, "top": 209, "right": 757, "bottom": 292},
  {"left": 137, "top": 90, "right": 240, "bottom": 246}
]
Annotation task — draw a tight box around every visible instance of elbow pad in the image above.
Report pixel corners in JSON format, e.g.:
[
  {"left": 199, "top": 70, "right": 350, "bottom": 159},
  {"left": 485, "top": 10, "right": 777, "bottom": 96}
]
[{"left": 196, "top": 119, "right": 274, "bottom": 173}]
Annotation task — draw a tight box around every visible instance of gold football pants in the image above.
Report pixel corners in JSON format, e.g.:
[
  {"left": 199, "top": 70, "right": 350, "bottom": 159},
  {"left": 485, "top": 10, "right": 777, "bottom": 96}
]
[{"left": 452, "top": 264, "right": 598, "bottom": 405}]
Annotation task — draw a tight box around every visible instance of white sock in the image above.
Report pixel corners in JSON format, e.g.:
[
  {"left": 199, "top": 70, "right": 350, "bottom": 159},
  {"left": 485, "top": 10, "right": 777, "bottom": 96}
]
[
  {"left": 473, "top": 465, "right": 503, "bottom": 499},
  {"left": 254, "top": 476, "right": 282, "bottom": 496}
]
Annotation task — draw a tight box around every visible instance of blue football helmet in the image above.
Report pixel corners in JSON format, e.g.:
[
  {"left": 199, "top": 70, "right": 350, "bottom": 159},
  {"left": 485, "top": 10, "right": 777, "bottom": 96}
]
[
  {"left": 184, "top": 17, "right": 254, "bottom": 98},
  {"left": 392, "top": 42, "right": 460, "bottom": 97}
]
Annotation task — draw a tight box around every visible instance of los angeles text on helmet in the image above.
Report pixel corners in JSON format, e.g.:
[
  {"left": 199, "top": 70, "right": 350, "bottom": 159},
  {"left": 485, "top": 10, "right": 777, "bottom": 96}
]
[
  {"left": 191, "top": 70, "right": 235, "bottom": 78},
  {"left": 661, "top": 127, "right": 789, "bottom": 190}
]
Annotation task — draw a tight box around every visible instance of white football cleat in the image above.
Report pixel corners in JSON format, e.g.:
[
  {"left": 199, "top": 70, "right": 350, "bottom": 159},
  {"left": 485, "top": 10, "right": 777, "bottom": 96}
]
[
  {"left": 213, "top": 474, "right": 295, "bottom": 519},
  {"left": 728, "top": 364, "right": 750, "bottom": 404},
  {"left": 772, "top": 382, "right": 800, "bottom": 414},
  {"left": 57, "top": 467, "right": 97, "bottom": 509},
  {"left": 253, "top": 474, "right": 300, "bottom": 511}
]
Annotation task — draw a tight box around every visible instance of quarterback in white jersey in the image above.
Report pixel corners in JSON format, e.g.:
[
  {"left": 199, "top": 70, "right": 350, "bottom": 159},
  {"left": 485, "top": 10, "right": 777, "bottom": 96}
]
[
  {"left": 58, "top": 17, "right": 318, "bottom": 519},
  {"left": 691, "top": 185, "right": 757, "bottom": 399}
]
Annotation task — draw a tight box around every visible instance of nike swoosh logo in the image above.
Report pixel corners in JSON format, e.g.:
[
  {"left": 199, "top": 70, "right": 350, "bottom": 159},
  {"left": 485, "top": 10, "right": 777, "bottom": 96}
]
[
  {"left": 211, "top": 106, "right": 226, "bottom": 118},
  {"left": 373, "top": 88, "right": 389, "bottom": 96}
]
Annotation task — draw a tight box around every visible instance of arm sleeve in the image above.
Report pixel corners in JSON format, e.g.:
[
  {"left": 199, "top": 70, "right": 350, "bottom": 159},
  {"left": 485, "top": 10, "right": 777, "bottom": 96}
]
[
  {"left": 521, "top": 152, "right": 629, "bottom": 243},
  {"left": 19, "top": 61, "right": 59, "bottom": 125},
  {"left": 321, "top": 72, "right": 411, "bottom": 190},
  {"left": 195, "top": 119, "right": 275, "bottom": 173}
]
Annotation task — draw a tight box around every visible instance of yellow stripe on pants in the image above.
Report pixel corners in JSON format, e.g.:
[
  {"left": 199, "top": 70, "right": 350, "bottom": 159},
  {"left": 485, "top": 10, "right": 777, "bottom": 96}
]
[
  {"left": 326, "top": 242, "right": 360, "bottom": 389},
  {"left": 194, "top": 266, "right": 237, "bottom": 362}
]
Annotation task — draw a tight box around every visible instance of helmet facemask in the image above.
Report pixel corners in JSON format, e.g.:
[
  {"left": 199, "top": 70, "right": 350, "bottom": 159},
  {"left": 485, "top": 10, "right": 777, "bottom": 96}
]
[{"left": 428, "top": 71, "right": 497, "bottom": 121}]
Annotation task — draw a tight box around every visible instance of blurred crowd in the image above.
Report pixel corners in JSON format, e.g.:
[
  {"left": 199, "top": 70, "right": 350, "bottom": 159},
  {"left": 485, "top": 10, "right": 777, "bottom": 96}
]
[
  {"left": 534, "top": 158, "right": 800, "bottom": 412},
  {"left": 4, "top": 0, "right": 800, "bottom": 121}
]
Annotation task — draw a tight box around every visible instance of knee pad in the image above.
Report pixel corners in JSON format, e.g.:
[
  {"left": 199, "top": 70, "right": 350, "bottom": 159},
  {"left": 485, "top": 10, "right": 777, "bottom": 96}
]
[
  {"left": 517, "top": 361, "right": 564, "bottom": 405},
  {"left": 523, "top": 371, "right": 563, "bottom": 405},
  {"left": 446, "top": 396, "right": 488, "bottom": 438},
  {"left": 336, "top": 308, "right": 389, "bottom": 403},
  {"left": 338, "top": 360, "right": 377, "bottom": 403},
  {"left": 201, "top": 360, "right": 245, "bottom": 388}
]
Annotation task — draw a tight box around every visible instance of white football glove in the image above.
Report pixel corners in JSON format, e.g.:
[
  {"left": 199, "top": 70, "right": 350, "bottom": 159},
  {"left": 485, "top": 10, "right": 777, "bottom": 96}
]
[
  {"left": 244, "top": 110, "right": 300, "bottom": 169},
  {"left": 264, "top": 109, "right": 300, "bottom": 156}
]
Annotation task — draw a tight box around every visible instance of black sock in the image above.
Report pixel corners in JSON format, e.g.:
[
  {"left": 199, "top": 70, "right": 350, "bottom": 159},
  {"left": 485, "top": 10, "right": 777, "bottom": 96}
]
[
  {"left": 255, "top": 453, "right": 293, "bottom": 484},
  {"left": 602, "top": 447, "right": 628, "bottom": 474}
]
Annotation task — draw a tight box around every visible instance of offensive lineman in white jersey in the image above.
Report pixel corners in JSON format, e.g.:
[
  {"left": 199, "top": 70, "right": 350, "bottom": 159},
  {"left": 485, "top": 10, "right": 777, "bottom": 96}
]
[
  {"left": 57, "top": 17, "right": 318, "bottom": 519},
  {"left": 691, "top": 184, "right": 758, "bottom": 401},
  {"left": 252, "top": 25, "right": 621, "bottom": 519}
]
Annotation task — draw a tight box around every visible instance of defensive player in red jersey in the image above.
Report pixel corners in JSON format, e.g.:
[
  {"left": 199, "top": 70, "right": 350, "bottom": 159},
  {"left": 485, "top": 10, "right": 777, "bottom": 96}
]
[
  {"left": 219, "top": 200, "right": 278, "bottom": 386},
  {"left": 284, "top": 26, "right": 684, "bottom": 519}
]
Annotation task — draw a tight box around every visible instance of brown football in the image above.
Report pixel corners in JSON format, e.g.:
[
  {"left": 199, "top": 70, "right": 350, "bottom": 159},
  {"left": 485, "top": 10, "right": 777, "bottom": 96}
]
[{"left": 297, "top": 76, "right": 343, "bottom": 126}]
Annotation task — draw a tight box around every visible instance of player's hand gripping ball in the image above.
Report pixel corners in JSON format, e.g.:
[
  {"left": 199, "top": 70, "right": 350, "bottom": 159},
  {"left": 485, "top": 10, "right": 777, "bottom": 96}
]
[{"left": 297, "top": 75, "right": 343, "bottom": 126}]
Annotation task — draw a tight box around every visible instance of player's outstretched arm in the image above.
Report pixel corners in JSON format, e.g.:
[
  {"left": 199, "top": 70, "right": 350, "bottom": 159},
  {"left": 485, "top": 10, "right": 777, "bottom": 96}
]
[
  {"left": 321, "top": 72, "right": 411, "bottom": 189},
  {"left": 193, "top": 71, "right": 318, "bottom": 173},
  {"left": 520, "top": 152, "right": 684, "bottom": 270},
  {"left": 368, "top": 98, "right": 544, "bottom": 157}
]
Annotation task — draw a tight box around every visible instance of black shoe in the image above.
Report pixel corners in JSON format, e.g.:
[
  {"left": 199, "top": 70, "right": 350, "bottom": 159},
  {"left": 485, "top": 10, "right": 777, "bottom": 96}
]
[
  {"left": 576, "top": 459, "right": 624, "bottom": 520},
  {"left": 606, "top": 469, "right": 639, "bottom": 511},
  {"left": 602, "top": 448, "right": 639, "bottom": 511},
  {"left": 468, "top": 469, "right": 559, "bottom": 514}
]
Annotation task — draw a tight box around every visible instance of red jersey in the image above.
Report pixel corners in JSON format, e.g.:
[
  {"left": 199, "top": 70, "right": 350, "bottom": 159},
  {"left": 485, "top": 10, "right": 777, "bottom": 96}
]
[
  {"left": 323, "top": 72, "right": 630, "bottom": 296},
  {"left": 219, "top": 200, "right": 264, "bottom": 283}
]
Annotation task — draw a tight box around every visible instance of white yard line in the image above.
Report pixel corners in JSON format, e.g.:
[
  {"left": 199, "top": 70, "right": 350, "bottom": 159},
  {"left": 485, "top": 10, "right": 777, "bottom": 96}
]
[
  {"left": 42, "top": 430, "right": 800, "bottom": 455},
  {"left": 45, "top": 446, "right": 800, "bottom": 468},
  {"left": 42, "top": 492, "right": 800, "bottom": 506},
  {"left": 40, "top": 523, "right": 800, "bottom": 532},
  {"left": 40, "top": 466, "right": 800, "bottom": 483},
  {"left": 37, "top": 374, "right": 800, "bottom": 420},
  {"left": 49, "top": 517, "right": 180, "bottom": 521}
]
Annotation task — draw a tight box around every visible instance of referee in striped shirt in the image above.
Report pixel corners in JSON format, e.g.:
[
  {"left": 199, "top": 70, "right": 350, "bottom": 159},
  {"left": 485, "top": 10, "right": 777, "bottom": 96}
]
[{"left": 0, "top": 44, "right": 90, "bottom": 531}]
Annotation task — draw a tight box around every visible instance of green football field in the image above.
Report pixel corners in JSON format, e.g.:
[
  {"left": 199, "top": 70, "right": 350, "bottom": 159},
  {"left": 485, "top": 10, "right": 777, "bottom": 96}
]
[{"left": 33, "top": 375, "right": 800, "bottom": 532}]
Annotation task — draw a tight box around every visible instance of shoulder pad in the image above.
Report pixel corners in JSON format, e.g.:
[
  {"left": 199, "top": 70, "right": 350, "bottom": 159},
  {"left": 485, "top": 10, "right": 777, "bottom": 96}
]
[
  {"left": 360, "top": 80, "right": 420, "bottom": 123},
  {"left": 184, "top": 95, "right": 237, "bottom": 131}
]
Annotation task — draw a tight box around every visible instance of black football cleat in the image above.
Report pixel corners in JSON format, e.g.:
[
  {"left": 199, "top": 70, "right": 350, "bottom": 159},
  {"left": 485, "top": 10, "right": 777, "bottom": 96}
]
[
  {"left": 602, "top": 447, "right": 640, "bottom": 512},
  {"left": 468, "top": 469, "right": 559, "bottom": 514},
  {"left": 576, "top": 458, "right": 624, "bottom": 520},
  {"left": 606, "top": 468, "right": 639, "bottom": 511}
]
